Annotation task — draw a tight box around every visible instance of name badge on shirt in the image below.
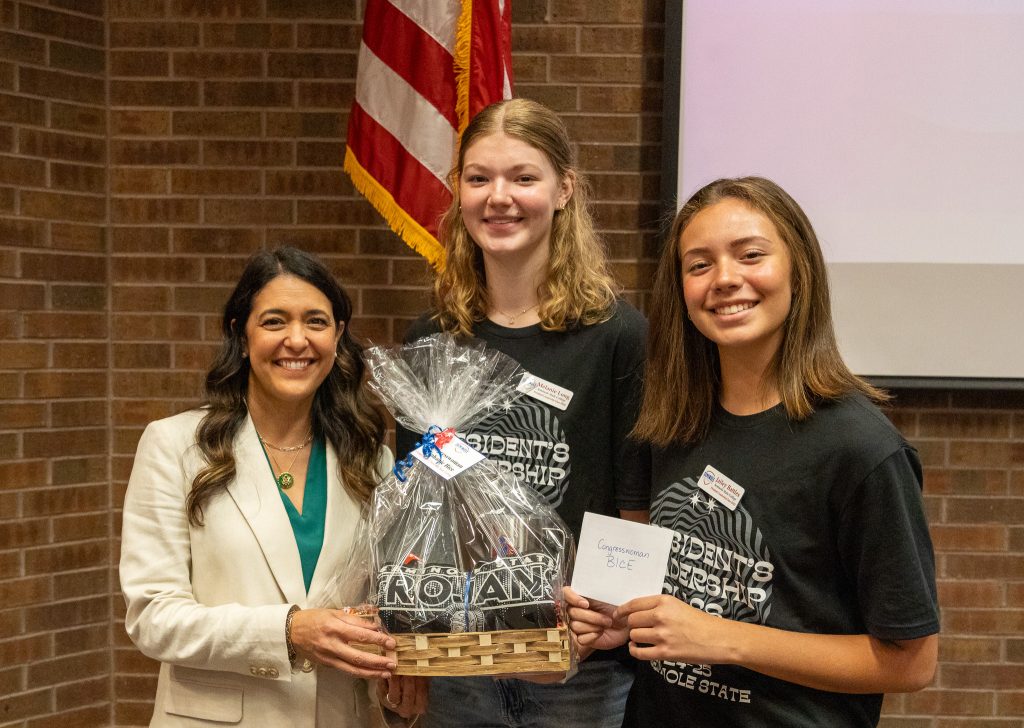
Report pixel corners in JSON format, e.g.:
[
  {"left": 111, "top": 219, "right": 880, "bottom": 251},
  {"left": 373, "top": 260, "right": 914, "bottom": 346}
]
[
  {"left": 697, "top": 465, "right": 745, "bottom": 511},
  {"left": 516, "top": 373, "right": 573, "bottom": 411}
]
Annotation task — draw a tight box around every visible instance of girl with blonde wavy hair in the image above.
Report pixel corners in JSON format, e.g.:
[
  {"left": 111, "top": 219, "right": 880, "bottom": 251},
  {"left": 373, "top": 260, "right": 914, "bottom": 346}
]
[{"left": 397, "top": 98, "right": 651, "bottom": 728}]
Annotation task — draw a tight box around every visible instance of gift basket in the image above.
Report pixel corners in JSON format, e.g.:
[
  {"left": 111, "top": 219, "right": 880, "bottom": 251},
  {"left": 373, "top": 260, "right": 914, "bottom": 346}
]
[{"left": 342, "top": 333, "right": 575, "bottom": 676}]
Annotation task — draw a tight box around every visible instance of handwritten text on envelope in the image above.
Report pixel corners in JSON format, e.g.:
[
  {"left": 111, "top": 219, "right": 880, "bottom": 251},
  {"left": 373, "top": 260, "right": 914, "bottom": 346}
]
[{"left": 570, "top": 512, "right": 674, "bottom": 606}]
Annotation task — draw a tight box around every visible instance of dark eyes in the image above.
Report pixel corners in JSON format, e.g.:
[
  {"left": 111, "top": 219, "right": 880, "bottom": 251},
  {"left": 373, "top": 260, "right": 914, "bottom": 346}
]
[
  {"left": 463, "top": 174, "right": 538, "bottom": 185},
  {"left": 260, "top": 316, "right": 331, "bottom": 329},
  {"left": 684, "top": 250, "right": 766, "bottom": 274}
]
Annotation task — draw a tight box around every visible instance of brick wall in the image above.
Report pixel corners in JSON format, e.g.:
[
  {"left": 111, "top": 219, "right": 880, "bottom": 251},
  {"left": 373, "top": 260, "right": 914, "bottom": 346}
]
[
  {"left": 0, "top": 1, "right": 1021, "bottom": 726},
  {"left": 883, "top": 389, "right": 1024, "bottom": 725},
  {"left": 0, "top": 1, "right": 112, "bottom": 727}
]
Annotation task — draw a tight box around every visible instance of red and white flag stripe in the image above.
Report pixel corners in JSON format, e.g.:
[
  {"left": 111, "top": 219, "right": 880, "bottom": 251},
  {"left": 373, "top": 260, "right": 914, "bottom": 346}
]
[{"left": 344, "top": 0, "right": 513, "bottom": 266}]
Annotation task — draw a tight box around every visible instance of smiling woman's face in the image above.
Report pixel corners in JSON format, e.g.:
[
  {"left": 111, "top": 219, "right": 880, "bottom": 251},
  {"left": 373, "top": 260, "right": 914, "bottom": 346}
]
[
  {"left": 243, "top": 274, "right": 341, "bottom": 412},
  {"left": 458, "top": 131, "right": 572, "bottom": 266},
  {"left": 679, "top": 197, "right": 793, "bottom": 361}
]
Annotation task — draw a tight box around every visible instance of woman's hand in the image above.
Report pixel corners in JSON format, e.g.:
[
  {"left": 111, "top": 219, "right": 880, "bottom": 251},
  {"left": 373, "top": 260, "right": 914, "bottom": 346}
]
[
  {"left": 615, "top": 594, "right": 735, "bottom": 665},
  {"left": 563, "top": 586, "right": 629, "bottom": 652},
  {"left": 377, "top": 675, "right": 429, "bottom": 719},
  {"left": 289, "top": 608, "right": 397, "bottom": 679}
]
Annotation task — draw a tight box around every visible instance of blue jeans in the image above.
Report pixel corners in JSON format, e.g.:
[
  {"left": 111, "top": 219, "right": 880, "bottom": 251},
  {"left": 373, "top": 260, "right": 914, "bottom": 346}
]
[{"left": 423, "top": 659, "right": 634, "bottom": 728}]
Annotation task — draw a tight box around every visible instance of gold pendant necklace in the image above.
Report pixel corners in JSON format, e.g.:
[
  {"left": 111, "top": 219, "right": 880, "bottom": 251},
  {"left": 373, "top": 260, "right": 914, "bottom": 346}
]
[
  {"left": 256, "top": 428, "right": 311, "bottom": 490},
  {"left": 267, "top": 447, "right": 302, "bottom": 490},
  {"left": 494, "top": 302, "right": 539, "bottom": 326}
]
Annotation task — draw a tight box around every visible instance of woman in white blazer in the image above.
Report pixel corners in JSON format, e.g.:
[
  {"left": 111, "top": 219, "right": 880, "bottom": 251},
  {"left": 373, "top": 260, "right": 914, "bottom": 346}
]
[{"left": 120, "top": 247, "right": 426, "bottom": 726}]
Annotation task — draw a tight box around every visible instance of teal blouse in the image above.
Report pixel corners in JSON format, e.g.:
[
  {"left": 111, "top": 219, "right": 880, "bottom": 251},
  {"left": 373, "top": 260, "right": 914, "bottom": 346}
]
[{"left": 261, "top": 438, "right": 327, "bottom": 593}]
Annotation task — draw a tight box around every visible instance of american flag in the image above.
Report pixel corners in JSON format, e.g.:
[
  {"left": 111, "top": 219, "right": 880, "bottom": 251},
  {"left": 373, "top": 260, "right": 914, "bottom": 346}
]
[{"left": 344, "top": 0, "right": 514, "bottom": 267}]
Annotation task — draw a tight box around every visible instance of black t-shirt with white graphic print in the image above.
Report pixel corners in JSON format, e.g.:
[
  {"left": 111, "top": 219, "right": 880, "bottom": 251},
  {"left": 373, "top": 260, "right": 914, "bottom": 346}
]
[
  {"left": 625, "top": 394, "right": 939, "bottom": 728},
  {"left": 397, "top": 300, "right": 651, "bottom": 540}
]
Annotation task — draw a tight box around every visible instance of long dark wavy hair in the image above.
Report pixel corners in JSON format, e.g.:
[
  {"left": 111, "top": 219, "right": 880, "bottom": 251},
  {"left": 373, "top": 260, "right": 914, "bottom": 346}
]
[
  {"left": 186, "top": 246, "right": 386, "bottom": 525},
  {"left": 633, "top": 176, "right": 887, "bottom": 447}
]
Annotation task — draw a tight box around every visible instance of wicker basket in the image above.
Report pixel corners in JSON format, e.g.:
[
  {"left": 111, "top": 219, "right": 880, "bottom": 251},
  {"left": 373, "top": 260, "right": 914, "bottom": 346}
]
[{"left": 352, "top": 626, "right": 571, "bottom": 676}]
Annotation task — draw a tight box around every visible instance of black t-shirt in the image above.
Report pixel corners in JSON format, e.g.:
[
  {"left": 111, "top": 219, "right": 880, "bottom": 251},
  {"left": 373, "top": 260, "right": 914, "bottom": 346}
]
[
  {"left": 397, "top": 300, "right": 651, "bottom": 540},
  {"left": 625, "top": 395, "right": 939, "bottom": 727}
]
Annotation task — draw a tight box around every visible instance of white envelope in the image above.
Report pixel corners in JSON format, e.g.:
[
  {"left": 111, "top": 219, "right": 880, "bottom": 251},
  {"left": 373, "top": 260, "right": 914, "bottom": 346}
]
[{"left": 570, "top": 512, "right": 674, "bottom": 606}]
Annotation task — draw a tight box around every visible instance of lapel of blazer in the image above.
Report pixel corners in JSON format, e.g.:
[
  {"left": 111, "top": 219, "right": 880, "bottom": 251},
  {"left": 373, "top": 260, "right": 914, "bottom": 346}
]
[
  {"left": 227, "top": 415, "right": 307, "bottom": 606},
  {"left": 307, "top": 442, "right": 362, "bottom": 606}
]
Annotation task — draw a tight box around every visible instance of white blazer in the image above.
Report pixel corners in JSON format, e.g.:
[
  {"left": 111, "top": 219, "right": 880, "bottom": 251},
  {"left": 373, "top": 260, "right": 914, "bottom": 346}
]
[{"left": 120, "top": 409, "right": 394, "bottom": 727}]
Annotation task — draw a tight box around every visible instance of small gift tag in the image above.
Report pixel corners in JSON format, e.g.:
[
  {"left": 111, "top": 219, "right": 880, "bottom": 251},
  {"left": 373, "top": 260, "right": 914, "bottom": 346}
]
[
  {"left": 412, "top": 429, "right": 485, "bottom": 480},
  {"left": 517, "top": 373, "right": 573, "bottom": 411},
  {"left": 697, "top": 464, "right": 745, "bottom": 511}
]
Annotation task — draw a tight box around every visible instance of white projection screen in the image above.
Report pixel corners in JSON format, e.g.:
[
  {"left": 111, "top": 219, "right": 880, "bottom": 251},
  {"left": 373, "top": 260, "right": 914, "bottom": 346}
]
[{"left": 673, "top": 0, "right": 1024, "bottom": 386}]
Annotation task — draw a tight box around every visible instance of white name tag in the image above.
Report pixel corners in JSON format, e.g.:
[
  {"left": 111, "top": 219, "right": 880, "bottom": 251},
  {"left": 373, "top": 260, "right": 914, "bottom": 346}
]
[
  {"left": 516, "top": 373, "right": 573, "bottom": 411},
  {"left": 570, "top": 512, "right": 674, "bottom": 606},
  {"left": 697, "top": 465, "right": 745, "bottom": 511},
  {"left": 412, "top": 430, "right": 485, "bottom": 480}
]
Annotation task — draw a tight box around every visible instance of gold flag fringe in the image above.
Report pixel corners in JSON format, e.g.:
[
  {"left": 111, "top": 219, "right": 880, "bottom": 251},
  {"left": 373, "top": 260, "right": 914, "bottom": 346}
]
[
  {"left": 453, "top": 0, "right": 474, "bottom": 132},
  {"left": 343, "top": 146, "right": 446, "bottom": 269}
]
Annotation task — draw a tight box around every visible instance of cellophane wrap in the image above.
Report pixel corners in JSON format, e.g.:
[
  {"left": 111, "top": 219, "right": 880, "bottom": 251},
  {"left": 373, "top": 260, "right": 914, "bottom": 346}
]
[{"left": 336, "top": 333, "right": 576, "bottom": 643}]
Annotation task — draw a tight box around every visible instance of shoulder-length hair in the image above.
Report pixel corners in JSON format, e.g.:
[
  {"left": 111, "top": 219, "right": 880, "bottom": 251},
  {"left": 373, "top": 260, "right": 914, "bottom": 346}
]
[
  {"left": 433, "top": 98, "right": 617, "bottom": 335},
  {"left": 633, "top": 176, "right": 887, "bottom": 446},
  {"left": 186, "top": 246, "right": 386, "bottom": 525}
]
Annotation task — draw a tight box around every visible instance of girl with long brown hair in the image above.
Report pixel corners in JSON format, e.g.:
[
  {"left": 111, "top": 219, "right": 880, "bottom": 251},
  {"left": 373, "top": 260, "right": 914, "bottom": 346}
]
[{"left": 567, "top": 177, "right": 939, "bottom": 727}]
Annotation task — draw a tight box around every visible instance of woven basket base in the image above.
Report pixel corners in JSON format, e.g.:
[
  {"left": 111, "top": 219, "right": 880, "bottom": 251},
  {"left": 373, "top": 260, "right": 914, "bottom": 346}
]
[{"left": 352, "top": 627, "right": 571, "bottom": 676}]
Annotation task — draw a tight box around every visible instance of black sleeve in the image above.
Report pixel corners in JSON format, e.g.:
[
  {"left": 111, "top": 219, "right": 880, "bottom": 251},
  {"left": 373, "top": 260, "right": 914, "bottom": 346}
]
[
  {"left": 394, "top": 313, "right": 443, "bottom": 456},
  {"left": 836, "top": 445, "right": 940, "bottom": 640},
  {"left": 394, "top": 424, "right": 421, "bottom": 460},
  {"left": 402, "top": 313, "right": 442, "bottom": 345},
  {"left": 610, "top": 304, "right": 652, "bottom": 512}
]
